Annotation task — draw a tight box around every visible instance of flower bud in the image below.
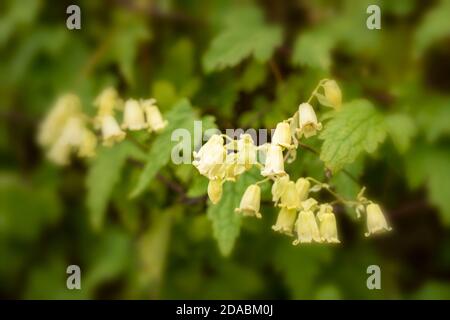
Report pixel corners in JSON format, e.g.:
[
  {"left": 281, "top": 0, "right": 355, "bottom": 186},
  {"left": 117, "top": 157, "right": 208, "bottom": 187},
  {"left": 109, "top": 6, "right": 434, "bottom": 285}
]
[
  {"left": 317, "top": 204, "right": 340, "bottom": 243},
  {"left": 272, "top": 207, "right": 297, "bottom": 236},
  {"left": 100, "top": 115, "right": 126, "bottom": 147},
  {"left": 272, "top": 122, "right": 292, "bottom": 149},
  {"left": 261, "top": 144, "right": 285, "bottom": 177},
  {"left": 272, "top": 175, "right": 290, "bottom": 204},
  {"left": 295, "top": 178, "right": 310, "bottom": 201},
  {"left": 323, "top": 80, "right": 342, "bottom": 109},
  {"left": 235, "top": 184, "right": 261, "bottom": 218},
  {"left": 279, "top": 181, "right": 301, "bottom": 210},
  {"left": 298, "top": 103, "right": 322, "bottom": 138},
  {"left": 365, "top": 203, "right": 392, "bottom": 237},
  {"left": 293, "top": 210, "right": 321, "bottom": 244},
  {"left": 142, "top": 99, "right": 168, "bottom": 132},
  {"left": 122, "top": 99, "right": 147, "bottom": 130},
  {"left": 207, "top": 179, "right": 223, "bottom": 204}
]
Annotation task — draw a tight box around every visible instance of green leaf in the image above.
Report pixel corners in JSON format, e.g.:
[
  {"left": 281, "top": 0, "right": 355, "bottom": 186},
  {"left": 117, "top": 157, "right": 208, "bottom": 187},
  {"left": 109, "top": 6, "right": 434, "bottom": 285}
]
[
  {"left": 130, "top": 99, "right": 197, "bottom": 198},
  {"left": 274, "top": 244, "right": 332, "bottom": 299},
  {"left": 416, "top": 97, "right": 450, "bottom": 142},
  {"left": 292, "top": 29, "right": 335, "bottom": 71},
  {"left": 319, "top": 99, "right": 386, "bottom": 172},
  {"left": 83, "top": 227, "right": 131, "bottom": 293},
  {"left": 330, "top": 160, "right": 363, "bottom": 200},
  {"left": 136, "top": 208, "right": 175, "bottom": 293},
  {"left": 187, "top": 174, "right": 209, "bottom": 197},
  {"left": 0, "top": 172, "right": 61, "bottom": 241},
  {"left": 207, "top": 169, "right": 259, "bottom": 256},
  {"left": 385, "top": 113, "right": 417, "bottom": 153},
  {"left": 203, "top": 5, "right": 282, "bottom": 72},
  {"left": 414, "top": 0, "right": 450, "bottom": 55},
  {"left": 108, "top": 13, "right": 151, "bottom": 85},
  {"left": 86, "top": 141, "right": 144, "bottom": 231},
  {"left": 237, "top": 61, "right": 267, "bottom": 92},
  {"left": 405, "top": 146, "right": 450, "bottom": 224}
]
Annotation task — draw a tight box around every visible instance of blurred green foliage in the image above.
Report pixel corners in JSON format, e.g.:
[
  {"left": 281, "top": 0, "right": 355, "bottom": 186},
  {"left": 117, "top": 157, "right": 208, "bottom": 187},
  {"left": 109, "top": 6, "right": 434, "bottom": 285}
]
[{"left": 0, "top": 0, "right": 449, "bottom": 299}]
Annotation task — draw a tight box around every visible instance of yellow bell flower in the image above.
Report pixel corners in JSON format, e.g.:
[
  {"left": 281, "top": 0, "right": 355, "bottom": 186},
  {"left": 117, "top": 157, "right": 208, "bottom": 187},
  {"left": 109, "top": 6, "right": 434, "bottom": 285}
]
[
  {"left": 235, "top": 184, "right": 261, "bottom": 218},
  {"left": 271, "top": 175, "right": 290, "bottom": 204},
  {"left": 78, "top": 129, "right": 97, "bottom": 158},
  {"left": 100, "top": 115, "right": 126, "bottom": 147},
  {"left": 47, "top": 137, "right": 72, "bottom": 166},
  {"left": 272, "top": 207, "right": 297, "bottom": 236},
  {"left": 293, "top": 210, "right": 321, "bottom": 244},
  {"left": 38, "top": 94, "right": 81, "bottom": 147},
  {"left": 279, "top": 181, "right": 301, "bottom": 210},
  {"left": 237, "top": 134, "right": 257, "bottom": 169},
  {"left": 301, "top": 197, "right": 318, "bottom": 211},
  {"left": 193, "top": 134, "right": 226, "bottom": 180},
  {"left": 365, "top": 203, "right": 392, "bottom": 237},
  {"left": 323, "top": 80, "right": 342, "bottom": 110},
  {"left": 317, "top": 204, "right": 340, "bottom": 243},
  {"left": 46, "top": 116, "right": 84, "bottom": 165},
  {"left": 142, "top": 99, "right": 168, "bottom": 132},
  {"left": 295, "top": 178, "right": 310, "bottom": 201},
  {"left": 261, "top": 144, "right": 285, "bottom": 177},
  {"left": 207, "top": 179, "right": 223, "bottom": 204},
  {"left": 297, "top": 103, "right": 322, "bottom": 138},
  {"left": 272, "top": 122, "right": 292, "bottom": 149},
  {"left": 121, "top": 99, "right": 147, "bottom": 130},
  {"left": 223, "top": 153, "right": 246, "bottom": 182},
  {"left": 94, "top": 87, "right": 120, "bottom": 117}
]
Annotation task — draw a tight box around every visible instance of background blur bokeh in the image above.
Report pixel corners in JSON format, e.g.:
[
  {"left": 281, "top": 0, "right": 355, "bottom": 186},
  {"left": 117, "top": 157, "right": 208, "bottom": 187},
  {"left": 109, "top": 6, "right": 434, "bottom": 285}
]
[{"left": 1, "top": 0, "right": 450, "bottom": 299}]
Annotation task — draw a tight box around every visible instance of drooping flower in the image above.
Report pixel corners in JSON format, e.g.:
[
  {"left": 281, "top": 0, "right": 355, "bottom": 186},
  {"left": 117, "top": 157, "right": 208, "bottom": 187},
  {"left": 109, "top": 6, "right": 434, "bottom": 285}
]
[
  {"left": 100, "top": 115, "right": 126, "bottom": 147},
  {"left": 272, "top": 207, "right": 297, "bottom": 236},
  {"left": 295, "top": 178, "right": 310, "bottom": 201},
  {"left": 317, "top": 204, "right": 340, "bottom": 243},
  {"left": 193, "top": 134, "right": 226, "bottom": 180},
  {"left": 121, "top": 99, "right": 147, "bottom": 130},
  {"left": 222, "top": 153, "right": 246, "bottom": 182},
  {"left": 297, "top": 103, "right": 322, "bottom": 138},
  {"left": 207, "top": 179, "right": 223, "bottom": 204},
  {"left": 94, "top": 87, "right": 120, "bottom": 117},
  {"left": 236, "top": 134, "right": 257, "bottom": 169},
  {"left": 261, "top": 144, "right": 285, "bottom": 177},
  {"left": 142, "top": 99, "right": 167, "bottom": 132},
  {"left": 279, "top": 181, "right": 301, "bottom": 210},
  {"left": 301, "top": 197, "right": 318, "bottom": 211},
  {"left": 293, "top": 210, "right": 321, "bottom": 244},
  {"left": 78, "top": 129, "right": 97, "bottom": 158},
  {"left": 272, "top": 122, "right": 292, "bottom": 149},
  {"left": 38, "top": 94, "right": 81, "bottom": 147},
  {"left": 323, "top": 80, "right": 342, "bottom": 109},
  {"left": 47, "top": 137, "right": 72, "bottom": 166},
  {"left": 365, "top": 203, "right": 392, "bottom": 237},
  {"left": 235, "top": 184, "right": 261, "bottom": 218},
  {"left": 46, "top": 116, "right": 84, "bottom": 165},
  {"left": 272, "top": 175, "right": 290, "bottom": 204}
]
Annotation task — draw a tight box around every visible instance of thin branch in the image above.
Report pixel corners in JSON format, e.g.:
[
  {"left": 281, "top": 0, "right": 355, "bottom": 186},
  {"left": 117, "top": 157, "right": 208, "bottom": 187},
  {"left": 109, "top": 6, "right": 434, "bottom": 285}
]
[
  {"left": 297, "top": 142, "right": 360, "bottom": 184},
  {"left": 127, "top": 157, "right": 207, "bottom": 205},
  {"left": 269, "top": 59, "right": 283, "bottom": 84}
]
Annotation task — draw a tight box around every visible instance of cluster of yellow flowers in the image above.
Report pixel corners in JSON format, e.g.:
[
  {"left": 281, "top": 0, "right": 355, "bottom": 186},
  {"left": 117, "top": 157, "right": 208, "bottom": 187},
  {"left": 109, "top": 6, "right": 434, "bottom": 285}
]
[
  {"left": 193, "top": 79, "right": 392, "bottom": 244},
  {"left": 38, "top": 88, "right": 167, "bottom": 165}
]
